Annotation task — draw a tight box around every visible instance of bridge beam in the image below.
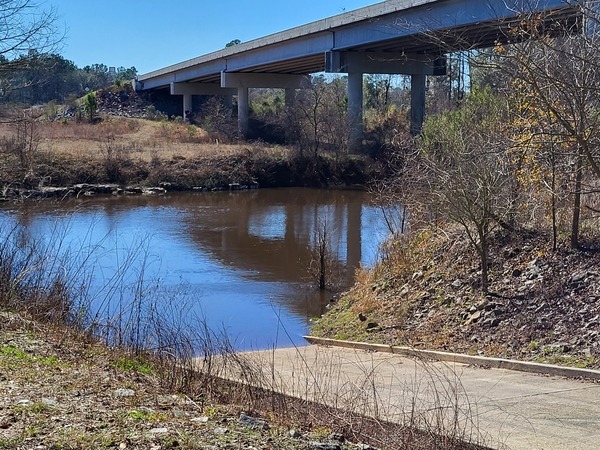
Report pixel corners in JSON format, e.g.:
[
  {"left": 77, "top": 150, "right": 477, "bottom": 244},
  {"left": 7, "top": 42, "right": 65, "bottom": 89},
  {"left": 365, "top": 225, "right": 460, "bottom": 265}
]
[
  {"left": 221, "top": 72, "right": 309, "bottom": 89},
  {"left": 221, "top": 72, "right": 309, "bottom": 137},
  {"left": 170, "top": 82, "right": 237, "bottom": 96},
  {"left": 325, "top": 51, "right": 446, "bottom": 76}
]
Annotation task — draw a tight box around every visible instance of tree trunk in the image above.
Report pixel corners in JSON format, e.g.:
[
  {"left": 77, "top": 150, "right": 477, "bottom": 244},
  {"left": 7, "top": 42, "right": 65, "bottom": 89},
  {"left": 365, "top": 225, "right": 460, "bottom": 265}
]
[
  {"left": 571, "top": 146, "right": 584, "bottom": 249},
  {"left": 551, "top": 154, "right": 558, "bottom": 252},
  {"left": 478, "top": 219, "right": 490, "bottom": 293},
  {"left": 480, "top": 243, "right": 489, "bottom": 293}
]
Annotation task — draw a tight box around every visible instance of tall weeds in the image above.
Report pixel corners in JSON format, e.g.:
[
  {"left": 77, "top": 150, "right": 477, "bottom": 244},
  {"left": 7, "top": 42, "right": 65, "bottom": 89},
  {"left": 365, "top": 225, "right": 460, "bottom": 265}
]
[
  {"left": 0, "top": 214, "right": 252, "bottom": 397},
  {"left": 0, "top": 221, "right": 90, "bottom": 325}
]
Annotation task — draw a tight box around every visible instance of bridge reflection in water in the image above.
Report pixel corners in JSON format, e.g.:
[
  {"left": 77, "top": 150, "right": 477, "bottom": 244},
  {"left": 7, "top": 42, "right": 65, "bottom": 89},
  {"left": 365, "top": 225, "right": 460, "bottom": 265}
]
[
  {"left": 187, "top": 189, "right": 363, "bottom": 287},
  {"left": 1, "top": 188, "right": 390, "bottom": 349}
]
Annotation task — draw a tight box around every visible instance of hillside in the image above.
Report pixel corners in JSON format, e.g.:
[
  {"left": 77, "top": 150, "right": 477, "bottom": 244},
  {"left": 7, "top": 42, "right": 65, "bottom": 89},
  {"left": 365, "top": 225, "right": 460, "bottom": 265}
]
[{"left": 312, "top": 227, "right": 600, "bottom": 369}]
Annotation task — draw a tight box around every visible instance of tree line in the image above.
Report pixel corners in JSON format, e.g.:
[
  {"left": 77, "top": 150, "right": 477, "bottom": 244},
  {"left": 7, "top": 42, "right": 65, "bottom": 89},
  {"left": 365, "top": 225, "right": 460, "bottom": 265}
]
[
  {"left": 0, "top": 51, "right": 137, "bottom": 105},
  {"left": 0, "top": 1, "right": 137, "bottom": 107}
]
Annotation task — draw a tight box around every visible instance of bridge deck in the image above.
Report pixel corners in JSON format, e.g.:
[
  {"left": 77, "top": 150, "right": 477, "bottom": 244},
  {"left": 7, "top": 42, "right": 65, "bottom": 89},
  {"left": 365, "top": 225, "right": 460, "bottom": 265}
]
[{"left": 138, "top": 0, "right": 581, "bottom": 90}]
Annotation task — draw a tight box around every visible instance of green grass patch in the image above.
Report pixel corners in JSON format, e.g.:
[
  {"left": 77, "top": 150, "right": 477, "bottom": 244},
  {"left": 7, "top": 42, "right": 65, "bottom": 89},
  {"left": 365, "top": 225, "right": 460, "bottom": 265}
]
[
  {"left": 203, "top": 404, "right": 220, "bottom": 418},
  {"left": 0, "top": 344, "right": 65, "bottom": 369},
  {"left": 535, "top": 354, "right": 597, "bottom": 368},
  {"left": 126, "top": 408, "right": 165, "bottom": 422},
  {"left": 0, "top": 438, "right": 23, "bottom": 449},
  {"left": 0, "top": 344, "right": 28, "bottom": 359},
  {"left": 310, "top": 304, "right": 370, "bottom": 342},
  {"left": 13, "top": 401, "right": 52, "bottom": 416},
  {"left": 112, "top": 356, "right": 154, "bottom": 375},
  {"left": 38, "top": 355, "right": 62, "bottom": 367}
]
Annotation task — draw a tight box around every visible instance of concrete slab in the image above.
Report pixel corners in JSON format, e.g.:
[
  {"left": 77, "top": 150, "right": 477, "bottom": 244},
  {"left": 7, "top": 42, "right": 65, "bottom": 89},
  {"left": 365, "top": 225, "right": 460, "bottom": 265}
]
[{"left": 233, "top": 345, "right": 600, "bottom": 450}]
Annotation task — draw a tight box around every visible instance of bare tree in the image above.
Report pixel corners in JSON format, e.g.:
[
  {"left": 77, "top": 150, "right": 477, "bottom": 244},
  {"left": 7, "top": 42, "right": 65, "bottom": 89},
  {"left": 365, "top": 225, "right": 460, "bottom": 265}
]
[
  {"left": 0, "top": 2, "right": 65, "bottom": 183},
  {"left": 0, "top": 106, "right": 42, "bottom": 178},
  {"left": 370, "top": 133, "right": 428, "bottom": 236},
  {"left": 419, "top": 88, "right": 513, "bottom": 292},
  {"left": 415, "top": 1, "right": 600, "bottom": 249},
  {"left": 308, "top": 218, "right": 335, "bottom": 291},
  {"left": 0, "top": 0, "right": 61, "bottom": 99},
  {"left": 288, "top": 75, "right": 349, "bottom": 158},
  {"left": 0, "top": 0, "right": 59, "bottom": 56}
]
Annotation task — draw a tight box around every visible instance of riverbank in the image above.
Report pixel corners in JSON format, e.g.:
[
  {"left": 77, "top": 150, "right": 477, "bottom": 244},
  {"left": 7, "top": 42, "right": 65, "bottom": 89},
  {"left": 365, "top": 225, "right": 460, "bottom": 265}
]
[
  {"left": 1, "top": 310, "right": 489, "bottom": 450},
  {"left": 0, "top": 117, "right": 380, "bottom": 199},
  {"left": 311, "top": 226, "right": 600, "bottom": 370},
  {"left": 0, "top": 205, "right": 483, "bottom": 450},
  {"left": 0, "top": 312, "right": 361, "bottom": 449}
]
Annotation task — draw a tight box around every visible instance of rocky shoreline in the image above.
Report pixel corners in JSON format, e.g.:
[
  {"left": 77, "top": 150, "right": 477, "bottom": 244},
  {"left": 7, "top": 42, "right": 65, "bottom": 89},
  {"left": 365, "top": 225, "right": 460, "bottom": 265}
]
[
  {"left": 312, "top": 228, "right": 600, "bottom": 369},
  {"left": 0, "top": 181, "right": 261, "bottom": 202}
]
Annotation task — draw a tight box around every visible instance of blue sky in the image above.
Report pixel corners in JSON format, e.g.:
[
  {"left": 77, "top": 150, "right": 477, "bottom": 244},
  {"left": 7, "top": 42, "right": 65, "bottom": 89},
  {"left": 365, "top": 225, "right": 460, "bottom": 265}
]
[{"left": 46, "top": 0, "right": 378, "bottom": 75}]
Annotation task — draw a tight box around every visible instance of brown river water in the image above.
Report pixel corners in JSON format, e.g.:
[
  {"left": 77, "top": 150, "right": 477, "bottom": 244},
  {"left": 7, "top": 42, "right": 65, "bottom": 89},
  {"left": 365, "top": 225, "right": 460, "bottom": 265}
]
[{"left": 0, "top": 188, "right": 390, "bottom": 350}]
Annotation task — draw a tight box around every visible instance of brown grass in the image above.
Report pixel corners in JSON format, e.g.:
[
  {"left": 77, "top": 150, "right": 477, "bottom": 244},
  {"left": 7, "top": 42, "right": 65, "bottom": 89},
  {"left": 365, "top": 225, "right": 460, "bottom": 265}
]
[
  {"left": 0, "top": 113, "right": 380, "bottom": 190},
  {"left": 0, "top": 116, "right": 289, "bottom": 163}
]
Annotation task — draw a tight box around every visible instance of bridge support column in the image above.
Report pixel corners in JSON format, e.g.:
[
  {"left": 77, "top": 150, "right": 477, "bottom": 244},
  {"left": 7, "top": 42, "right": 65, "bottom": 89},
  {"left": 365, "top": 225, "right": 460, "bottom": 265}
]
[
  {"left": 237, "top": 87, "right": 249, "bottom": 137},
  {"left": 183, "top": 94, "right": 193, "bottom": 121},
  {"left": 326, "top": 51, "right": 446, "bottom": 139},
  {"left": 221, "top": 72, "right": 309, "bottom": 139},
  {"left": 348, "top": 72, "right": 364, "bottom": 152},
  {"left": 285, "top": 88, "right": 296, "bottom": 107},
  {"left": 410, "top": 73, "right": 426, "bottom": 136}
]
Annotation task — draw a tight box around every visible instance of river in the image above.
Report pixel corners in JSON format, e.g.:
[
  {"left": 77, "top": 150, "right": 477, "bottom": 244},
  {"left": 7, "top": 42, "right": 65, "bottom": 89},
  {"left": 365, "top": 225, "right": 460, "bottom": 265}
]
[{"left": 0, "top": 188, "right": 390, "bottom": 350}]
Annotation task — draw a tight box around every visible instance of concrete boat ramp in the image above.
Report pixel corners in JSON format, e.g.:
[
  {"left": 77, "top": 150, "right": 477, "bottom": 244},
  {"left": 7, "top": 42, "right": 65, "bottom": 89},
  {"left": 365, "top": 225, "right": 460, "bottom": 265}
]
[{"left": 229, "top": 343, "right": 600, "bottom": 449}]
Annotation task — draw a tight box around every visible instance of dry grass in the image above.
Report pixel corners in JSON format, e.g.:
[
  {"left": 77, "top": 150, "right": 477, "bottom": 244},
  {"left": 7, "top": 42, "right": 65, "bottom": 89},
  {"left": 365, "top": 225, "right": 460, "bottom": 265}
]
[
  {"left": 0, "top": 114, "right": 306, "bottom": 189},
  {"left": 0, "top": 116, "right": 289, "bottom": 163},
  {"left": 0, "top": 113, "right": 379, "bottom": 190}
]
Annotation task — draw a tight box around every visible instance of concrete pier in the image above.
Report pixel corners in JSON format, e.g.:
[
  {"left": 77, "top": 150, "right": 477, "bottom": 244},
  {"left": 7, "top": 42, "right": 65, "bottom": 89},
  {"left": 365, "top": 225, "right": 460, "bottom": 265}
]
[
  {"left": 221, "top": 72, "right": 308, "bottom": 137},
  {"left": 347, "top": 72, "right": 364, "bottom": 151},
  {"left": 411, "top": 73, "right": 427, "bottom": 135}
]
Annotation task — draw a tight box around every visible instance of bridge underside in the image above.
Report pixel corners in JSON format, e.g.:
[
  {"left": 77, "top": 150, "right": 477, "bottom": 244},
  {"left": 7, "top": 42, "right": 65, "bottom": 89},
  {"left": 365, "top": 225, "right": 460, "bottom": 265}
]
[{"left": 136, "top": 1, "right": 583, "bottom": 147}]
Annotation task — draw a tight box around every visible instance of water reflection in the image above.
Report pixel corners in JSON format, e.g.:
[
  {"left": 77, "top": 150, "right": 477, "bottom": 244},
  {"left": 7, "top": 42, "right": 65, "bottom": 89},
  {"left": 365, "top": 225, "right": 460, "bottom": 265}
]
[{"left": 0, "top": 188, "right": 389, "bottom": 349}]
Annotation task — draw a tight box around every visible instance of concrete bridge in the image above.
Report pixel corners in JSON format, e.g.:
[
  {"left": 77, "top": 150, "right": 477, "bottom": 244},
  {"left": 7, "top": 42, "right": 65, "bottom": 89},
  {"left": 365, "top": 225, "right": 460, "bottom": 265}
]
[{"left": 135, "top": 0, "right": 583, "bottom": 147}]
